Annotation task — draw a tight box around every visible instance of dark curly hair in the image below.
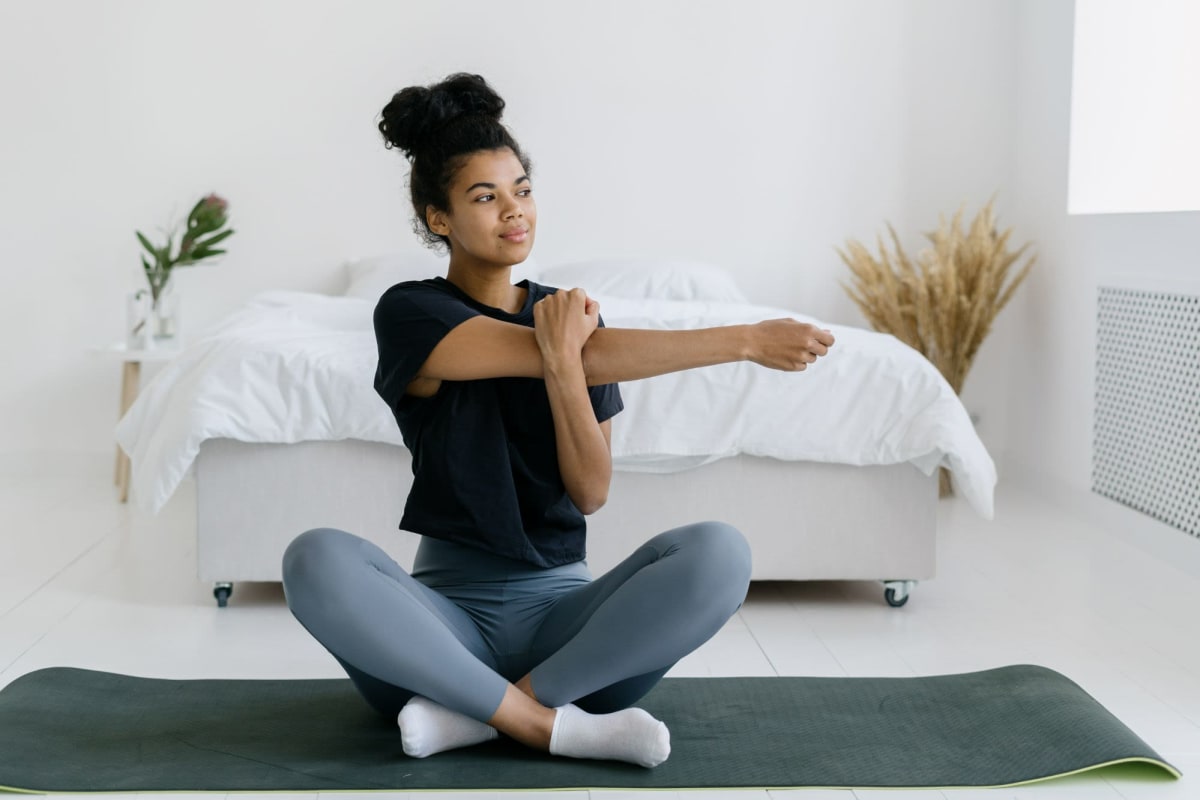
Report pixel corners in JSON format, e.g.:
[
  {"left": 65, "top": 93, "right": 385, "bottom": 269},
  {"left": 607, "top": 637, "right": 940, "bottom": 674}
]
[{"left": 378, "top": 73, "right": 534, "bottom": 253}]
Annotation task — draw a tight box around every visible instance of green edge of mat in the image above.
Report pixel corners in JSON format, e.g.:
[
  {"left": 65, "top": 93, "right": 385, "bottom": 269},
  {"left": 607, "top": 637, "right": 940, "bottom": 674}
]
[{"left": 0, "top": 756, "right": 1181, "bottom": 794}]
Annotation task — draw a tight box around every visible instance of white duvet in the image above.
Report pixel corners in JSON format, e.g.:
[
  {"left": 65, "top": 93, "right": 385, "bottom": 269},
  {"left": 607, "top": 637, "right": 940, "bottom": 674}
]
[{"left": 115, "top": 289, "right": 996, "bottom": 519}]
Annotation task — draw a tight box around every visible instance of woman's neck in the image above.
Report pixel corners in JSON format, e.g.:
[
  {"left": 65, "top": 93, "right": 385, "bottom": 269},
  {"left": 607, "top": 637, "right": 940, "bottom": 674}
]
[{"left": 445, "top": 261, "right": 525, "bottom": 313}]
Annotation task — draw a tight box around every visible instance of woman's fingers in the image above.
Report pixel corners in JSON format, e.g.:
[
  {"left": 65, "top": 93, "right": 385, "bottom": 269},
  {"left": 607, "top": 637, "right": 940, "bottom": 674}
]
[
  {"left": 533, "top": 288, "right": 599, "bottom": 358},
  {"left": 805, "top": 325, "right": 834, "bottom": 358},
  {"left": 750, "top": 319, "right": 835, "bottom": 371}
]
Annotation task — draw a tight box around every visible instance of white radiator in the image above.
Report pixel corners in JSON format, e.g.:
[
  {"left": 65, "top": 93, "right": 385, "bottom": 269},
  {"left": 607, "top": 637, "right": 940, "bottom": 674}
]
[{"left": 1094, "top": 286, "right": 1200, "bottom": 539}]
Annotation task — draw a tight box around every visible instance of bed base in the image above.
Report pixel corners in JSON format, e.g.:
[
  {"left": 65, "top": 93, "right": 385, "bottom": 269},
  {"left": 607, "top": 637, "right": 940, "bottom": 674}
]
[{"left": 193, "top": 438, "right": 937, "bottom": 608}]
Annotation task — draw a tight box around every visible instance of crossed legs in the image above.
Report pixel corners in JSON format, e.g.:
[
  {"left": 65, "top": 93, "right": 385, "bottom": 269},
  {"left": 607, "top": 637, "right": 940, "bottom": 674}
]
[{"left": 280, "top": 522, "right": 751, "bottom": 765}]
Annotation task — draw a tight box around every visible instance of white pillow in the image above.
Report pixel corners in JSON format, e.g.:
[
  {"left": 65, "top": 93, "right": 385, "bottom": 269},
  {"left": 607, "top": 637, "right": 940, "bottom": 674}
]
[
  {"left": 342, "top": 252, "right": 541, "bottom": 301},
  {"left": 535, "top": 257, "right": 749, "bottom": 303}
]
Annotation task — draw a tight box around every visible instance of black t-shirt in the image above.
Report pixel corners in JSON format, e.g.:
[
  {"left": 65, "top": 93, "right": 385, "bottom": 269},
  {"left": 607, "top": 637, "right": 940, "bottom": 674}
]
[{"left": 372, "top": 276, "right": 624, "bottom": 568}]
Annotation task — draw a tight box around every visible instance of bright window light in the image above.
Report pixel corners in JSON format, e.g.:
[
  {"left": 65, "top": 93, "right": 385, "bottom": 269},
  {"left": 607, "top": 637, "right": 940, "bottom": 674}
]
[{"left": 1068, "top": 0, "right": 1200, "bottom": 215}]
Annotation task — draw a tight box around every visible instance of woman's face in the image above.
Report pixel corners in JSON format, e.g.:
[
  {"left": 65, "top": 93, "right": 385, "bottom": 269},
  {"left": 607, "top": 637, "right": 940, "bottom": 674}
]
[{"left": 428, "top": 147, "right": 536, "bottom": 268}]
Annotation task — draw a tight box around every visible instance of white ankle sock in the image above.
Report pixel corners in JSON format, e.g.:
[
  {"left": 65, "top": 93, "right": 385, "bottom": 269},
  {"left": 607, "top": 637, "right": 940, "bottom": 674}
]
[
  {"left": 397, "top": 695, "right": 498, "bottom": 758},
  {"left": 548, "top": 703, "right": 671, "bottom": 768}
]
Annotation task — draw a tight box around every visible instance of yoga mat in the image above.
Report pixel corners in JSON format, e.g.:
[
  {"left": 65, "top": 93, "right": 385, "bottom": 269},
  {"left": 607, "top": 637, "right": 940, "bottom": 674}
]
[{"left": 0, "top": 664, "right": 1180, "bottom": 793}]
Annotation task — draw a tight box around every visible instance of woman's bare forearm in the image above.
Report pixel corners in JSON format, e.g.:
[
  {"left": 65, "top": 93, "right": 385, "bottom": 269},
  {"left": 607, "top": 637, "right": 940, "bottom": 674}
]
[
  {"left": 542, "top": 358, "right": 611, "bottom": 514},
  {"left": 579, "top": 325, "right": 755, "bottom": 386},
  {"left": 411, "top": 316, "right": 830, "bottom": 388},
  {"left": 529, "top": 289, "right": 613, "bottom": 514}
]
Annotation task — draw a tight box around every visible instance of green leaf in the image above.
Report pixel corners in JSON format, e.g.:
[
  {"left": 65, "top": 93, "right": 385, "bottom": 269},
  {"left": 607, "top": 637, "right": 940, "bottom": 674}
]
[
  {"left": 190, "top": 248, "right": 226, "bottom": 260},
  {"left": 195, "top": 229, "right": 234, "bottom": 249},
  {"left": 136, "top": 231, "right": 158, "bottom": 258}
]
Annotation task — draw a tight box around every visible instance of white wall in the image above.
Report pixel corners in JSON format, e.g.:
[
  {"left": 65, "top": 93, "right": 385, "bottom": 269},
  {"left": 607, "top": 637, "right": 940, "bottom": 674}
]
[
  {"left": 1007, "top": 0, "right": 1200, "bottom": 574},
  {"left": 1007, "top": 0, "right": 1200, "bottom": 492},
  {"left": 0, "top": 0, "right": 1019, "bottom": 468}
]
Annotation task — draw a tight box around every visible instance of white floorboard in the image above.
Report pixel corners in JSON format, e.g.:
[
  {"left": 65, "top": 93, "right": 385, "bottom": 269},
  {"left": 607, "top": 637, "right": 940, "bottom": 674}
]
[{"left": 0, "top": 451, "right": 1195, "bottom": 800}]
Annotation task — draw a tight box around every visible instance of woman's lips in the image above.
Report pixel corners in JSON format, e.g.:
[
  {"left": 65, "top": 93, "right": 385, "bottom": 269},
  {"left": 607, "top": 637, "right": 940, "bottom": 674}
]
[{"left": 501, "top": 229, "right": 528, "bottom": 242}]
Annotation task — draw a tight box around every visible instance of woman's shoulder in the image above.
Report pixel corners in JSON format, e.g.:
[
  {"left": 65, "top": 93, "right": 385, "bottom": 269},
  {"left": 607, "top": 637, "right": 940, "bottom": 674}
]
[
  {"left": 380, "top": 276, "right": 450, "bottom": 300},
  {"left": 376, "top": 276, "right": 458, "bottom": 311},
  {"left": 373, "top": 278, "right": 476, "bottom": 333},
  {"left": 377, "top": 277, "right": 555, "bottom": 321}
]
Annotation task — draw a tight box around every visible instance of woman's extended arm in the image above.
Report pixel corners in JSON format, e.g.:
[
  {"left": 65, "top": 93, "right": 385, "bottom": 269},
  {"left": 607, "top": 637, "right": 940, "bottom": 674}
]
[
  {"left": 582, "top": 320, "right": 825, "bottom": 384},
  {"left": 404, "top": 299, "right": 834, "bottom": 393}
]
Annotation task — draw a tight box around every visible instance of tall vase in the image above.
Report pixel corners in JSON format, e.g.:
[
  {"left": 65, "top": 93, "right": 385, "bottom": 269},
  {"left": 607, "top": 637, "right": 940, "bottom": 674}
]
[{"left": 149, "top": 276, "right": 181, "bottom": 346}]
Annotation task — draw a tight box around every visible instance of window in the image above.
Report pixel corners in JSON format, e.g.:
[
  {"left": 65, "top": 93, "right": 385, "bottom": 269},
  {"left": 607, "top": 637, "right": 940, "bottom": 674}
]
[{"left": 1068, "top": 0, "right": 1200, "bottom": 214}]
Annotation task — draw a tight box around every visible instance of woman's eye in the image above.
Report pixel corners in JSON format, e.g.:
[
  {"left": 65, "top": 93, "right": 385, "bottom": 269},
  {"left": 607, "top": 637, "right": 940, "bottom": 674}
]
[{"left": 474, "top": 189, "right": 531, "bottom": 202}]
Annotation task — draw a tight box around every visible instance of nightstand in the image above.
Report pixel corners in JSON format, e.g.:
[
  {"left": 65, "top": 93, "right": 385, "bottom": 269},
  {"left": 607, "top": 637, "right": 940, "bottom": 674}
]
[{"left": 89, "top": 340, "right": 183, "bottom": 502}]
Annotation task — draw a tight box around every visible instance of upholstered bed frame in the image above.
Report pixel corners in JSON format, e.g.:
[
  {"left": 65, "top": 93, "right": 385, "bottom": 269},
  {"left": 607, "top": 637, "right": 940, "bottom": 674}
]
[{"left": 193, "top": 438, "right": 937, "bottom": 609}]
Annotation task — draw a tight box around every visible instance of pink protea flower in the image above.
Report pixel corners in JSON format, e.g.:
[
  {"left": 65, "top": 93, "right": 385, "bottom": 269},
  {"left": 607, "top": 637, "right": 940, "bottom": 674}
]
[
  {"left": 136, "top": 192, "right": 235, "bottom": 296},
  {"left": 189, "top": 193, "right": 229, "bottom": 230},
  {"left": 201, "top": 193, "right": 228, "bottom": 215}
]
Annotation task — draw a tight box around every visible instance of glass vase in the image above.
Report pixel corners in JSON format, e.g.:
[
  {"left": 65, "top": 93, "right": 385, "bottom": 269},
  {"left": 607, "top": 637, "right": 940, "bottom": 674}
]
[
  {"left": 125, "top": 289, "right": 151, "bottom": 349},
  {"left": 149, "top": 278, "right": 181, "bottom": 345}
]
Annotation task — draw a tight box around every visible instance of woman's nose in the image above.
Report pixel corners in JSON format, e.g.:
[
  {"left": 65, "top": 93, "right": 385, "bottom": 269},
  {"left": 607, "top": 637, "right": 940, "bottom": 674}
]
[{"left": 501, "top": 195, "right": 522, "bottom": 219}]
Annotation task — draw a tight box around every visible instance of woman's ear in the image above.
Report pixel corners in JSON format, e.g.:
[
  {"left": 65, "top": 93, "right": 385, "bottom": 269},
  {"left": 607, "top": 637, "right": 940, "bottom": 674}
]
[{"left": 426, "top": 205, "right": 450, "bottom": 237}]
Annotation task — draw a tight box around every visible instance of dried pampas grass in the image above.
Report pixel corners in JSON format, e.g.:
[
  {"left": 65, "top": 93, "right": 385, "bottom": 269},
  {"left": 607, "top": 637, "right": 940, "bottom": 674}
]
[{"left": 835, "top": 193, "right": 1035, "bottom": 497}]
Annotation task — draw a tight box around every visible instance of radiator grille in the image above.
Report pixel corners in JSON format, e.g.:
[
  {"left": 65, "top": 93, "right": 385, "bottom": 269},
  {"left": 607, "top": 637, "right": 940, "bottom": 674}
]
[{"left": 1094, "top": 286, "right": 1200, "bottom": 538}]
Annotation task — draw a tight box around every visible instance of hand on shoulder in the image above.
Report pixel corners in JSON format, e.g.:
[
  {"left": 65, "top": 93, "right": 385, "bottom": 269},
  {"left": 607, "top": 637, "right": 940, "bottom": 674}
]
[{"left": 533, "top": 287, "right": 600, "bottom": 363}]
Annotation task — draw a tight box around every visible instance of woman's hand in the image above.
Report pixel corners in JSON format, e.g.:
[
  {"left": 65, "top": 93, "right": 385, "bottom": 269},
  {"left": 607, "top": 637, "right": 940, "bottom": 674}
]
[
  {"left": 748, "top": 319, "right": 835, "bottom": 371},
  {"left": 533, "top": 288, "right": 600, "bottom": 367}
]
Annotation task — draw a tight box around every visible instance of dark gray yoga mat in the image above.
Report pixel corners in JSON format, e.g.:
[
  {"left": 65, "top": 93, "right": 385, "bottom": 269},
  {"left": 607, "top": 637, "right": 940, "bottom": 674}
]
[{"left": 0, "top": 664, "right": 1180, "bottom": 793}]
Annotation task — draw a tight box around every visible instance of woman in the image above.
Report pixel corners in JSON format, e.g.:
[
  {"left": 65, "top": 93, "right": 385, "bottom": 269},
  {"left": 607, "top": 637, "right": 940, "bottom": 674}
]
[{"left": 281, "top": 73, "right": 835, "bottom": 769}]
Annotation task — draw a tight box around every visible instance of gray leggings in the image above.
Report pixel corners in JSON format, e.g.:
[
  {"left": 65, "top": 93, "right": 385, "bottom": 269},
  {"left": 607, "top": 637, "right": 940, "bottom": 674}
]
[{"left": 280, "top": 521, "right": 752, "bottom": 723}]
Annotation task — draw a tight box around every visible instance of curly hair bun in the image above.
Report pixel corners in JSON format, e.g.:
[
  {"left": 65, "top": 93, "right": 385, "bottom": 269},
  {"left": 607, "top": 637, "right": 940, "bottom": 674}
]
[{"left": 379, "top": 73, "right": 506, "bottom": 158}]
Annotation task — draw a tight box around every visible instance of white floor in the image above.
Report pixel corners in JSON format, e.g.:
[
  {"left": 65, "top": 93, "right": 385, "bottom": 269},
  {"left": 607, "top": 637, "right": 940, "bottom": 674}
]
[{"left": 1, "top": 452, "right": 1197, "bottom": 800}]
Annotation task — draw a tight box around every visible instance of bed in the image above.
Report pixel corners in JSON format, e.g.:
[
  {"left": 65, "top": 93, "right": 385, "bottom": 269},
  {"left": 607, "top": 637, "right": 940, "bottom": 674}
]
[{"left": 116, "top": 254, "right": 997, "bottom": 609}]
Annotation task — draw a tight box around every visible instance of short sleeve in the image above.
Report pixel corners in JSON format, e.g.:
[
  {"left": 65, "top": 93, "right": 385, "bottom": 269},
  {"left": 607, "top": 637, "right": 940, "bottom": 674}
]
[
  {"left": 588, "top": 382, "right": 623, "bottom": 423},
  {"left": 588, "top": 312, "right": 624, "bottom": 423},
  {"left": 373, "top": 282, "right": 480, "bottom": 410}
]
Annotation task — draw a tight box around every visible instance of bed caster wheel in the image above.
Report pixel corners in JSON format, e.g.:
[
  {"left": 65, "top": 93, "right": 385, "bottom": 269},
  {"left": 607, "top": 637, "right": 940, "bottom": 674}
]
[
  {"left": 882, "top": 580, "right": 916, "bottom": 608},
  {"left": 213, "top": 582, "right": 233, "bottom": 608}
]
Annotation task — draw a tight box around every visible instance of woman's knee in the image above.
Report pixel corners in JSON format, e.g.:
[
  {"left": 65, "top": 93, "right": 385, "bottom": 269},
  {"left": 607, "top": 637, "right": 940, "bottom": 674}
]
[
  {"left": 699, "top": 520, "right": 751, "bottom": 567},
  {"left": 281, "top": 527, "right": 361, "bottom": 598},
  {"left": 653, "top": 520, "right": 752, "bottom": 607},
  {"left": 675, "top": 521, "right": 751, "bottom": 579}
]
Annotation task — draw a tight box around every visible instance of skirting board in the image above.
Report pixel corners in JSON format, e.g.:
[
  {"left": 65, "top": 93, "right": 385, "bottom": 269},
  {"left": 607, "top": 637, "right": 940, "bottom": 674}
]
[{"left": 194, "top": 438, "right": 937, "bottom": 586}]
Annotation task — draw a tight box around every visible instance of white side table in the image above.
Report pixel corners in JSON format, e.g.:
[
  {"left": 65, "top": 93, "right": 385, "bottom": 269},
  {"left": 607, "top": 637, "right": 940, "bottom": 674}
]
[{"left": 88, "top": 340, "right": 183, "bottom": 502}]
